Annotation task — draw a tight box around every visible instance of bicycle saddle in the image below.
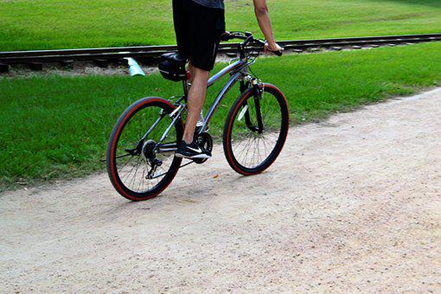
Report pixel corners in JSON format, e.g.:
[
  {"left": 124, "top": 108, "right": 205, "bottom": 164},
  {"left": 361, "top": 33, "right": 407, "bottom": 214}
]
[
  {"left": 158, "top": 52, "right": 187, "bottom": 82},
  {"left": 161, "top": 52, "right": 187, "bottom": 66}
]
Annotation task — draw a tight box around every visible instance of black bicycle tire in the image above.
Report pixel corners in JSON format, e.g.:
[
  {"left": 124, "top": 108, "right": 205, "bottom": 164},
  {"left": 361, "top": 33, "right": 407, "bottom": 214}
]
[
  {"left": 106, "top": 97, "right": 184, "bottom": 201},
  {"left": 223, "top": 84, "right": 289, "bottom": 175}
]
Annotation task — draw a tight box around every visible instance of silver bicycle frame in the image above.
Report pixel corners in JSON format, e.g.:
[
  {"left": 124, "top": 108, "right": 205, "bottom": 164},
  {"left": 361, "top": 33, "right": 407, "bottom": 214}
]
[
  {"left": 199, "top": 59, "right": 254, "bottom": 134},
  {"left": 155, "top": 58, "right": 255, "bottom": 151}
]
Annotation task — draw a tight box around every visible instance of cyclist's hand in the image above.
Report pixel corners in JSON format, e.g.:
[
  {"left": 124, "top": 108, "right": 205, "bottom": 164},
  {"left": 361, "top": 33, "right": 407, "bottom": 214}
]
[{"left": 264, "top": 42, "right": 283, "bottom": 56}]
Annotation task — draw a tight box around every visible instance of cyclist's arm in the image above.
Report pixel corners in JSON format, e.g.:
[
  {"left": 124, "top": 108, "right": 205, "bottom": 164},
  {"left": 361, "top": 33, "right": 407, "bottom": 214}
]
[{"left": 253, "top": 0, "right": 282, "bottom": 52}]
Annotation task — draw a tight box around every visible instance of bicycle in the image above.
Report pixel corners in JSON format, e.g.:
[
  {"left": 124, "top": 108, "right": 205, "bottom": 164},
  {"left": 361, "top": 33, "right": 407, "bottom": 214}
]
[{"left": 106, "top": 31, "right": 289, "bottom": 201}]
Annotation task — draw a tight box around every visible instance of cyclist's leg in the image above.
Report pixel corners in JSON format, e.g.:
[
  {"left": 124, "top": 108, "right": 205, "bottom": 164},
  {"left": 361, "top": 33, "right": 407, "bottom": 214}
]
[
  {"left": 182, "top": 66, "right": 209, "bottom": 144},
  {"left": 181, "top": 0, "right": 224, "bottom": 144}
]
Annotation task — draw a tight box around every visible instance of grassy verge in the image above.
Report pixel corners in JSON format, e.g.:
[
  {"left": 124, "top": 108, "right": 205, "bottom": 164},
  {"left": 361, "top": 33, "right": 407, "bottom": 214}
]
[
  {"left": 1, "top": 42, "right": 441, "bottom": 191},
  {"left": 0, "top": 0, "right": 440, "bottom": 51}
]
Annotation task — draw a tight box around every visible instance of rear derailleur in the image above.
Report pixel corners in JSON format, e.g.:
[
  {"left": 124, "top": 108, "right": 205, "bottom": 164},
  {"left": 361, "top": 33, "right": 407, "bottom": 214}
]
[{"left": 136, "top": 139, "right": 163, "bottom": 180}]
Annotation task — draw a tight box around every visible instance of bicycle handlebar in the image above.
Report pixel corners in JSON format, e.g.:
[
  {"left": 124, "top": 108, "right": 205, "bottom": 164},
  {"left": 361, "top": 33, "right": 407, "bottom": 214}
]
[{"left": 221, "top": 31, "right": 283, "bottom": 56}]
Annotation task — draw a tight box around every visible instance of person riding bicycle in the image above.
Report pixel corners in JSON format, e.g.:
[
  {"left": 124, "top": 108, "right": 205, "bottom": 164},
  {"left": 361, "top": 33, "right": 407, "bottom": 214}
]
[{"left": 174, "top": 0, "right": 283, "bottom": 159}]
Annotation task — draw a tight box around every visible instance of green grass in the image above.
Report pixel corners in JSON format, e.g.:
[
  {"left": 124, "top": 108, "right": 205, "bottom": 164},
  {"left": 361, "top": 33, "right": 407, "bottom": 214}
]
[
  {"left": 1, "top": 42, "right": 441, "bottom": 190},
  {"left": 0, "top": 0, "right": 440, "bottom": 51}
]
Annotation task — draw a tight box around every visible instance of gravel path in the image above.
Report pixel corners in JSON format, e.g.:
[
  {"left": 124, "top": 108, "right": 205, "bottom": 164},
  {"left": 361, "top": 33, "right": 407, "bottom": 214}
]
[{"left": 1, "top": 89, "right": 440, "bottom": 292}]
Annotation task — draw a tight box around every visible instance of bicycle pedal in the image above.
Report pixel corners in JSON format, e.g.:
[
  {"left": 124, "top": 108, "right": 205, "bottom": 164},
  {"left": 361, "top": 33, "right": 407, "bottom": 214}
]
[{"left": 192, "top": 156, "right": 210, "bottom": 164}]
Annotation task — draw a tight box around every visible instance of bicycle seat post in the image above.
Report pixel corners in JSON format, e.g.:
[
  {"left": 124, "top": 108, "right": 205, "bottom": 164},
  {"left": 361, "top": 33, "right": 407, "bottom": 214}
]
[{"left": 182, "top": 79, "right": 189, "bottom": 102}]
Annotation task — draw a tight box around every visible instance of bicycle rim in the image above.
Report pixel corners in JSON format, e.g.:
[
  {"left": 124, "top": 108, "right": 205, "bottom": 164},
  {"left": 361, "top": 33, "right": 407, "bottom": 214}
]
[
  {"left": 224, "top": 85, "right": 289, "bottom": 175},
  {"left": 107, "top": 98, "right": 183, "bottom": 200}
]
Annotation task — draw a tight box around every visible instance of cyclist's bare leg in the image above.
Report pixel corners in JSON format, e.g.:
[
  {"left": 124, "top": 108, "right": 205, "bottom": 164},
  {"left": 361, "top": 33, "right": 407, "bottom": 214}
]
[{"left": 183, "top": 66, "right": 209, "bottom": 144}]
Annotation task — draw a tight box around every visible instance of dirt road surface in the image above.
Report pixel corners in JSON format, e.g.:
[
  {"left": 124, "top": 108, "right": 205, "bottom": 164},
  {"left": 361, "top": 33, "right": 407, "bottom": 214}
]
[{"left": 1, "top": 89, "right": 440, "bottom": 292}]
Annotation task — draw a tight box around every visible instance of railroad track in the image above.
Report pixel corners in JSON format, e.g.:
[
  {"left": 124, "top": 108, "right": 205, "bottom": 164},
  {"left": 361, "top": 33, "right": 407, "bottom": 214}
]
[{"left": 0, "top": 33, "right": 440, "bottom": 73}]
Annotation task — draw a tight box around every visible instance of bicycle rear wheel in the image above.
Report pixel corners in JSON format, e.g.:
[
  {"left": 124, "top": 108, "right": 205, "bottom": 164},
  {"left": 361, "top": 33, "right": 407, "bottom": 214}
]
[
  {"left": 107, "top": 97, "right": 184, "bottom": 201},
  {"left": 223, "top": 84, "right": 289, "bottom": 175}
]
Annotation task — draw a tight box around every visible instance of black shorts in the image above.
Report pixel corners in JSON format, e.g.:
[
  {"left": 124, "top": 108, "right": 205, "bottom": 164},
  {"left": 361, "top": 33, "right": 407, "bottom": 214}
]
[{"left": 173, "top": 0, "right": 225, "bottom": 71}]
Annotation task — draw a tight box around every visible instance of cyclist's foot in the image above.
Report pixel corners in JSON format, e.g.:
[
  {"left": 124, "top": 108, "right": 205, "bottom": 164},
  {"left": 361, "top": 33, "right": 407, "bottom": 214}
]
[{"left": 175, "top": 139, "right": 212, "bottom": 159}]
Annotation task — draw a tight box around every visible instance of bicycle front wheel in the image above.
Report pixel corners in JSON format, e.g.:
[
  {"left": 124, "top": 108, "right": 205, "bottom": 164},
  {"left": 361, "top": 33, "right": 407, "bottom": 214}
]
[
  {"left": 107, "top": 97, "right": 184, "bottom": 201},
  {"left": 223, "top": 84, "right": 289, "bottom": 175}
]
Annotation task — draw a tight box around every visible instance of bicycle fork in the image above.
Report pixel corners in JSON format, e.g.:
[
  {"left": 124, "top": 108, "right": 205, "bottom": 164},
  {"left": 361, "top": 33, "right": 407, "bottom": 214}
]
[{"left": 241, "top": 80, "right": 265, "bottom": 134}]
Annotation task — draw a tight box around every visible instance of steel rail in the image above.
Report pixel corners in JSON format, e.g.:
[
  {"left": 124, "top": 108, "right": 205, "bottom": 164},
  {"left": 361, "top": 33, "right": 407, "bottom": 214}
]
[{"left": 0, "top": 33, "right": 440, "bottom": 66}]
